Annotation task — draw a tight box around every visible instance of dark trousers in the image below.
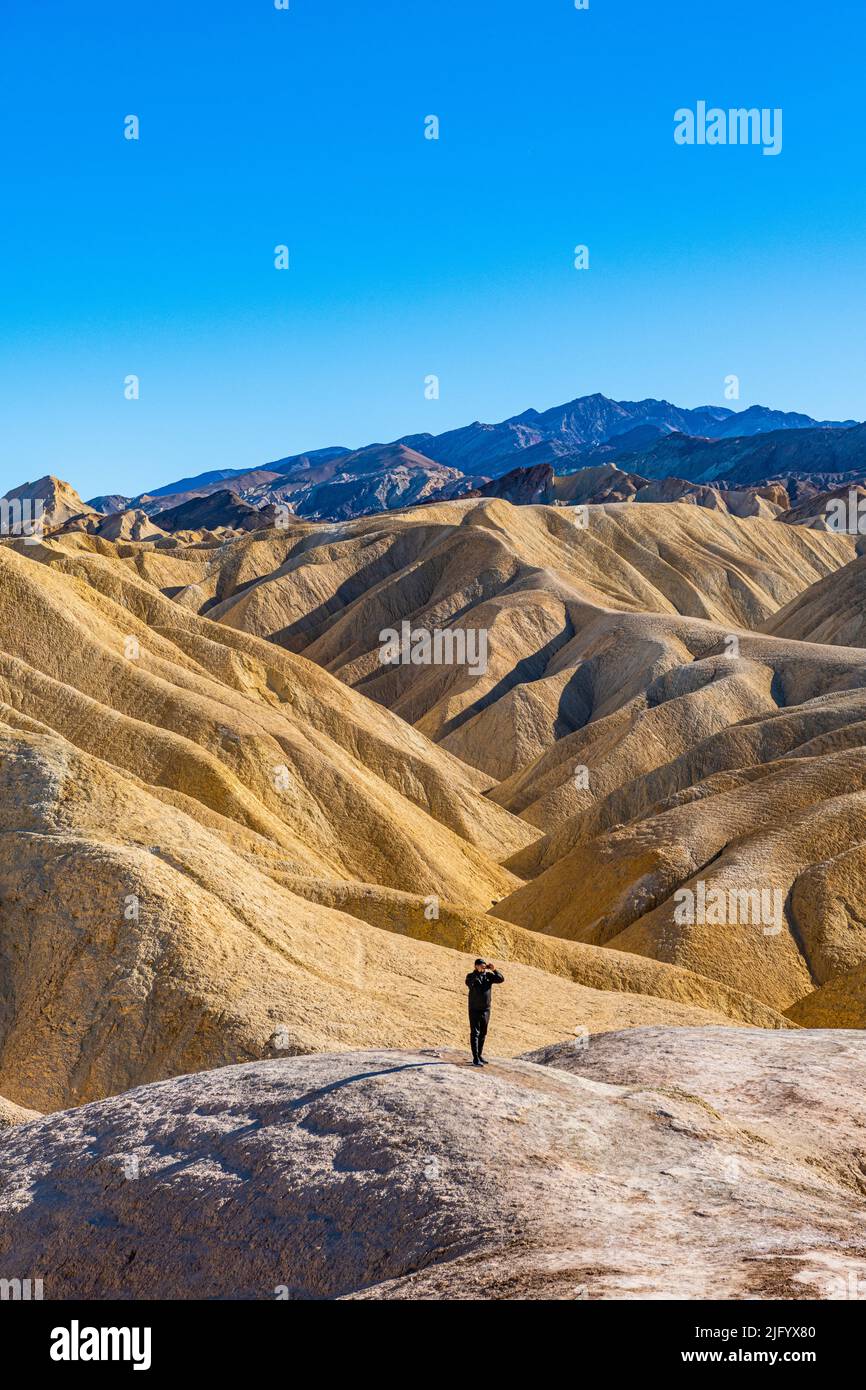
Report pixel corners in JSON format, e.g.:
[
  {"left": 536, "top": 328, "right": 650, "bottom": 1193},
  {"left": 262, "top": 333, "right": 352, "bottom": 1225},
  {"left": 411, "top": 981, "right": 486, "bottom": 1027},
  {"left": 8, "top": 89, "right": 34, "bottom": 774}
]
[{"left": 469, "top": 1009, "right": 490, "bottom": 1061}]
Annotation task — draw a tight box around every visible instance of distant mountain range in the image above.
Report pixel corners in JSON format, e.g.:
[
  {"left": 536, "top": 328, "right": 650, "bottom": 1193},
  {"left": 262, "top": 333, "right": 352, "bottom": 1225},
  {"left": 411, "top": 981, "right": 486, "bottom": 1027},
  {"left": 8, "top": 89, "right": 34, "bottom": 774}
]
[
  {"left": 607, "top": 420, "right": 866, "bottom": 488},
  {"left": 5, "top": 393, "right": 863, "bottom": 532},
  {"left": 396, "top": 395, "right": 857, "bottom": 477},
  {"left": 122, "top": 394, "right": 861, "bottom": 523},
  {"left": 124, "top": 394, "right": 858, "bottom": 509}
]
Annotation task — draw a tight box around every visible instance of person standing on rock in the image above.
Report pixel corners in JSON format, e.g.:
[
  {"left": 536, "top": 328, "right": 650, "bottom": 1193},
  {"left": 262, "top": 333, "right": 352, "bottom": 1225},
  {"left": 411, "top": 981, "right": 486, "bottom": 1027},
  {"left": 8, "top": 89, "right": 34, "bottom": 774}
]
[{"left": 465, "top": 959, "right": 504, "bottom": 1066}]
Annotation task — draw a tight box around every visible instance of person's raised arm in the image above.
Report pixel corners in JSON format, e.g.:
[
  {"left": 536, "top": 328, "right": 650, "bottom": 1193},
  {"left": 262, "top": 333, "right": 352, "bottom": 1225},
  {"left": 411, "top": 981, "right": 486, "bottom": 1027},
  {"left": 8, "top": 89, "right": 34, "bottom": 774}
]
[{"left": 487, "top": 966, "right": 504, "bottom": 983}]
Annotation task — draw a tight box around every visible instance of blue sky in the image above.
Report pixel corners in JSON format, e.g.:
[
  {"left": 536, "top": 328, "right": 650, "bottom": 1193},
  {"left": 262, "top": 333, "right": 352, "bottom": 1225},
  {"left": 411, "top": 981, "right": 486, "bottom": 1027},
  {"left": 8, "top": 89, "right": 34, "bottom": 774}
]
[{"left": 1, "top": 0, "right": 864, "bottom": 500}]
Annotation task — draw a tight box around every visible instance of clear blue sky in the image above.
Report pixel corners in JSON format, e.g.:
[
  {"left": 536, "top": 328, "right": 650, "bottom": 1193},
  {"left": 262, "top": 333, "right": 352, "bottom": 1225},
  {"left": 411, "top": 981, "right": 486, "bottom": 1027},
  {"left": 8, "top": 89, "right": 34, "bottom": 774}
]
[{"left": 1, "top": 0, "right": 864, "bottom": 499}]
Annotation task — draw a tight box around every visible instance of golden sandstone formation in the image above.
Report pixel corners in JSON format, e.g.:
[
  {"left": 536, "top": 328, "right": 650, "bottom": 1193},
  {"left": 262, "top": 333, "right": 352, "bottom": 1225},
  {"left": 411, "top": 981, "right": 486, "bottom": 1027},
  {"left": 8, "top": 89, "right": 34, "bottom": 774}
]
[
  {"left": 0, "top": 1094, "right": 39, "bottom": 1130},
  {"left": 1, "top": 495, "right": 866, "bottom": 1120},
  {"left": 4, "top": 491, "right": 866, "bottom": 1300}
]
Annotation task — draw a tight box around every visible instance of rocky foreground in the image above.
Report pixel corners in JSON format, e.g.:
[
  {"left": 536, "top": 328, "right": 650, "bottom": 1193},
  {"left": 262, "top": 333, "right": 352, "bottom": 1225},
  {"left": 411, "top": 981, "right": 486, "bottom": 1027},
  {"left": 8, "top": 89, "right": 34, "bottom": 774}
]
[{"left": 1, "top": 1027, "right": 864, "bottom": 1301}]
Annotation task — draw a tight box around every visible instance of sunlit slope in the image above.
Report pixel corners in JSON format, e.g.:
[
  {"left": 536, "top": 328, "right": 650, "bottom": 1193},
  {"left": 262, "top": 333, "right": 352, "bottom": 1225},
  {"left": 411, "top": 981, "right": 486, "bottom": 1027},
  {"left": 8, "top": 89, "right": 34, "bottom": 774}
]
[
  {"left": 763, "top": 553, "right": 866, "bottom": 648},
  {"left": 0, "top": 728, "right": 765, "bottom": 1112},
  {"left": 0, "top": 536, "right": 793, "bottom": 1110},
  {"left": 190, "top": 500, "right": 852, "bottom": 779}
]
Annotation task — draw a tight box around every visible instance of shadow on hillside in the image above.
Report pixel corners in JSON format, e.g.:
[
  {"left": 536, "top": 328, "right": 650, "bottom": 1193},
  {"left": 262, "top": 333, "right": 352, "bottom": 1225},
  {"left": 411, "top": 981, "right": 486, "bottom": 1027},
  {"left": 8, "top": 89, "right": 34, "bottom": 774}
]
[
  {"left": 436, "top": 617, "right": 577, "bottom": 740},
  {"left": 286, "top": 1061, "right": 446, "bottom": 1112}
]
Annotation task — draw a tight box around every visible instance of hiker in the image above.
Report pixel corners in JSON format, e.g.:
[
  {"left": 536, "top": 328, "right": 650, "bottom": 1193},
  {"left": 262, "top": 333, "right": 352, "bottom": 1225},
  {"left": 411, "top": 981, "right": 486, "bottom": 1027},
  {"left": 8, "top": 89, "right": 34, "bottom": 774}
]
[{"left": 465, "top": 959, "right": 504, "bottom": 1066}]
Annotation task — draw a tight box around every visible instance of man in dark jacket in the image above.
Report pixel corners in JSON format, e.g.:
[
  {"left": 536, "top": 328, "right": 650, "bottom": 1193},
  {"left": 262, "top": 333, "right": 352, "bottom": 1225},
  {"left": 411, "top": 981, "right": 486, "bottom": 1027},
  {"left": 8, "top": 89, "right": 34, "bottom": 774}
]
[{"left": 465, "top": 959, "right": 504, "bottom": 1066}]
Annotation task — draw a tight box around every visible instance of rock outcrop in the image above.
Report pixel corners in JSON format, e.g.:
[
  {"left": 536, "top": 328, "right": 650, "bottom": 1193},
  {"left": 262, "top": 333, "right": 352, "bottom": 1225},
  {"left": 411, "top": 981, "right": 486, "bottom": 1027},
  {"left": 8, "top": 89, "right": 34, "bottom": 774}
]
[
  {"left": 1, "top": 1032, "right": 863, "bottom": 1300},
  {"left": 1, "top": 474, "right": 96, "bottom": 531}
]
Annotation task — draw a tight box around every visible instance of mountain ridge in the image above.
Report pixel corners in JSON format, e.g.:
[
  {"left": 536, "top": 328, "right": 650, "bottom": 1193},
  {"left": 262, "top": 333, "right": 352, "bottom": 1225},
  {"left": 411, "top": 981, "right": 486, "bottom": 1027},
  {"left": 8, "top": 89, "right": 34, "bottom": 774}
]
[
  {"left": 5, "top": 393, "right": 864, "bottom": 538},
  {"left": 45, "top": 393, "right": 854, "bottom": 525}
]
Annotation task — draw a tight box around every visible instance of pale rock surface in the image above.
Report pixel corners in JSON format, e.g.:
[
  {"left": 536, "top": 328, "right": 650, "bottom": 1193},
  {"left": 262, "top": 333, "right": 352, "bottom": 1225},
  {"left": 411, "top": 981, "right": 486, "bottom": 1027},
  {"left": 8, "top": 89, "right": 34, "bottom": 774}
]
[{"left": 1, "top": 1032, "right": 863, "bottom": 1300}]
